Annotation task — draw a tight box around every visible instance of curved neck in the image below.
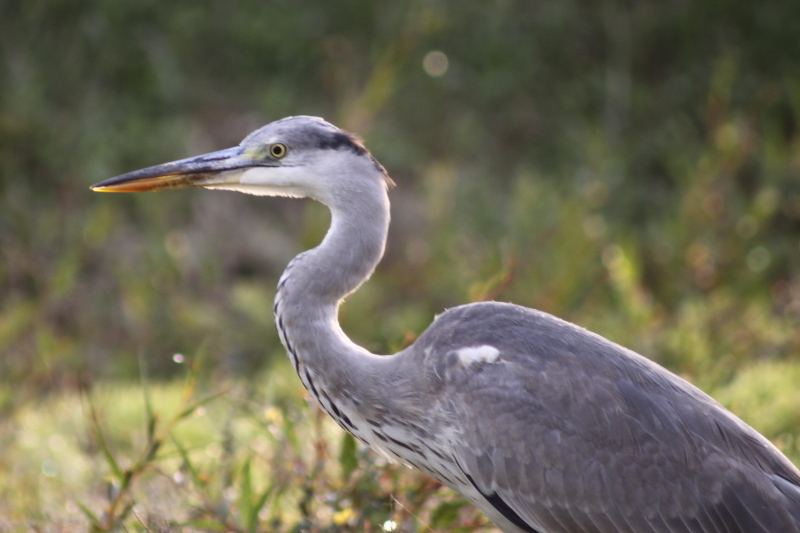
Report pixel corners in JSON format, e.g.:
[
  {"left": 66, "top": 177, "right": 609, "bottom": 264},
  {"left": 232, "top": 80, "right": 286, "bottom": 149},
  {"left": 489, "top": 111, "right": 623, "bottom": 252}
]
[{"left": 274, "top": 179, "right": 390, "bottom": 383}]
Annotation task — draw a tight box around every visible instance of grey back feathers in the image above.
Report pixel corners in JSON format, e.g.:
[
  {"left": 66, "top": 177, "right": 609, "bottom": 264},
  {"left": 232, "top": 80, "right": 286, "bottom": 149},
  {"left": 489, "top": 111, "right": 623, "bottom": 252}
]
[
  {"left": 96, "top": 116, "right": 800, "bottom": 533},
  {"left": 416, "top": 303, "right": 800, "bottom": 532}
]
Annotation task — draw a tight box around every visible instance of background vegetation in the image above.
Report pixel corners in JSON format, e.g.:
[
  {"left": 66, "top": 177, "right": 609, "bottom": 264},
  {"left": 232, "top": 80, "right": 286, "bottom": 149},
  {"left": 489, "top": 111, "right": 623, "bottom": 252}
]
[{"left": 1, "top": 0, "right": 799, "bottom": 530}]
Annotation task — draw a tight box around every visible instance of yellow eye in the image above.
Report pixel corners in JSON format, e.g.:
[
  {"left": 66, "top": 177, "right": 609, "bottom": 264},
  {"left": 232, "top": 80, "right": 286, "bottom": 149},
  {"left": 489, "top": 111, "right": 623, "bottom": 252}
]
[{"left": 270, "top": 143, "right": 287, "bottom": 159}]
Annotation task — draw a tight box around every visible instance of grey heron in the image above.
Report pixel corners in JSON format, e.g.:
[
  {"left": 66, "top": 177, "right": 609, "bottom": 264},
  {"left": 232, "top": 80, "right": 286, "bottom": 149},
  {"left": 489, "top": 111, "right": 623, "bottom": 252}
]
[{"left": 92, "top": 116, "right": 800, "bottom": 533}]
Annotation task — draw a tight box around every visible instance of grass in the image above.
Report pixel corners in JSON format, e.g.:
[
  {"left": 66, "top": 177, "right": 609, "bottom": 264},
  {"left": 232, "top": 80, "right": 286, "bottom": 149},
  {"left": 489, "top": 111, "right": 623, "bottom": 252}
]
[
  {"left": 1, "top": 346, "right": 799, "bottom": 532},
  {"left": 0, "top": 353, "right": 495, "bottom": 532}
]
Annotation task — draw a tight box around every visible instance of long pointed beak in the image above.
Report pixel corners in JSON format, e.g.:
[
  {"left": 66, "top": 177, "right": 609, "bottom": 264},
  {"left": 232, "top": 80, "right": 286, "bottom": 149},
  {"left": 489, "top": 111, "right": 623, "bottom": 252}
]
[{"left": 90, "top": 146, "right": 258, "bottom": 193}]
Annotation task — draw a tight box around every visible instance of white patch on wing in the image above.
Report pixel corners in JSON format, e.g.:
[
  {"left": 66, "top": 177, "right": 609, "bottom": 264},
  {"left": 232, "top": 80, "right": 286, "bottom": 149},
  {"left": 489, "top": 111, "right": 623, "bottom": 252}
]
[{"left": 456, "top": 345, "right": 500, "bottom": 366}]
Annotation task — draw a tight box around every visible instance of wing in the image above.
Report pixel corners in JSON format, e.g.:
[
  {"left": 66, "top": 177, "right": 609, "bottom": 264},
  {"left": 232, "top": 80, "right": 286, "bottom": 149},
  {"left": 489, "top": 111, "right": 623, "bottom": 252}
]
[{"left": 415, "top": 302, "right": 800, "bottom": 533}]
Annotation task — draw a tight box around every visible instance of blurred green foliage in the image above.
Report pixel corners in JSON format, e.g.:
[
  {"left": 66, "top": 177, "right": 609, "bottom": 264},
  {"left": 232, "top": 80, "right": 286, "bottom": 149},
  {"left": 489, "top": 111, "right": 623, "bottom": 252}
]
[
  {"left": 1, "top": 0, "right": 799, "bottom": 382},
  {"left": 1, "top": 0, "right": 800, "bottom": 529}
]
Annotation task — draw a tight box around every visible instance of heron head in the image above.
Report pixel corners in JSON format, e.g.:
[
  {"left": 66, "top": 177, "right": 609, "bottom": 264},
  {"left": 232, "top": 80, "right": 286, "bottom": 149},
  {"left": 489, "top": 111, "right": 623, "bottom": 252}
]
[{"left": 91, "top": 116, "right": 392, "bottom": 203}]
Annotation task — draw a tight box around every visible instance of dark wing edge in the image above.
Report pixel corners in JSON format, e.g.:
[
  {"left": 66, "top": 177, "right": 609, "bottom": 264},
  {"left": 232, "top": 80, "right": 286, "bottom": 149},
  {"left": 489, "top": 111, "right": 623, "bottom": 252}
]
[
  {"left": 458, "top": 466, "right": 542, "bottom": 533},
  {"left": 772, "top": 474, "right": 800, "bottom": 529}
]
